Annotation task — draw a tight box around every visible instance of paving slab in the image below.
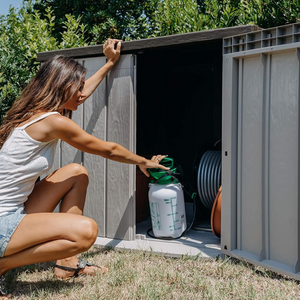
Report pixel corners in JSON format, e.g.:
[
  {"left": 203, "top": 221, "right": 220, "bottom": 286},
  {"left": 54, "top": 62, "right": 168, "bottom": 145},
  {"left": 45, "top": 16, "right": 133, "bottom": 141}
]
[{"left": 95, "top": 219, "right": 221, "bottom": 258}]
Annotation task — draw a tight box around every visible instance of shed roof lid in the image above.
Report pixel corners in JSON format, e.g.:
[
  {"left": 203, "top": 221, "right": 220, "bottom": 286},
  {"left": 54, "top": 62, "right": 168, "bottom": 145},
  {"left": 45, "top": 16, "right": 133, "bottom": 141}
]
[
  {"left": 37, "top": 25, "right": 260, "bottom": 62},
  {"left": 223, "top": 22, "right": 300, "bottom": 55}
]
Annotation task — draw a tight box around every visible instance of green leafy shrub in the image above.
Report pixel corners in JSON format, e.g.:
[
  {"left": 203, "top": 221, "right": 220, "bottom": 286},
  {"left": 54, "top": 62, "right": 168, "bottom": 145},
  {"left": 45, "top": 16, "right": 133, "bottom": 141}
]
[
  {"left": 155, "top": 0, "right": 300, "bottom": 36},
  {"left": 33, "top": 0, "right": 159, "bottom": 44},
  {"left": 155, "top": 0, "right": 206, "bottom": 35},
  {"left": 1, "top": 0, "right": 300, "bottom": 122},
  {"left": 0, "top": 1, "right": 88, "bottom": 123},
  {"left": 237, "top": 0, "right": 300, "bottom": 28}
]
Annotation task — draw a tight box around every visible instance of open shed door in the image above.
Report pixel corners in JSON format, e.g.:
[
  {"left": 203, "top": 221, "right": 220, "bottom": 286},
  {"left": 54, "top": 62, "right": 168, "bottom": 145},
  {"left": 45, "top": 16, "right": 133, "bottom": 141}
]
[
  {"left": 105, "top": 55, "right": 137, "bottom": 240},
  {"left": 222, "top": 23, "right": 300, "bottom": 280},
  {"left": 80, "top": 57, "right": 107, "bottom": 237},
  {"left": 52, "top": 55, "right": 136, "bottom": 240}
]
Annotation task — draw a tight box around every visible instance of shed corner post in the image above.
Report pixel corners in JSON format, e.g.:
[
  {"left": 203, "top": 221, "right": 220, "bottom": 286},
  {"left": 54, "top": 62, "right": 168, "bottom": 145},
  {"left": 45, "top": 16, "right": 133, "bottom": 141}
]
[{"left": 221, "top": 53, "right": 238, "bottom": 255}]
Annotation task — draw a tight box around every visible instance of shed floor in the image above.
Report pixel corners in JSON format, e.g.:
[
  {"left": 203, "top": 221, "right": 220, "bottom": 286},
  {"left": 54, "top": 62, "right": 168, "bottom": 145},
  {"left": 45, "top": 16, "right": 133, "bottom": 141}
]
[{"left": 95, "top": 218, "right": 221, "bottom": 258}]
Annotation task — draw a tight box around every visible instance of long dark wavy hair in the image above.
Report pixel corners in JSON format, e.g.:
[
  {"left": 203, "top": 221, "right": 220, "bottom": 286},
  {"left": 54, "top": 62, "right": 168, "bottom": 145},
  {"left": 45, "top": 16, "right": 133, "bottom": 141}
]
[{"left": 0, "top": 55, "right": 87, "bottom": 149}]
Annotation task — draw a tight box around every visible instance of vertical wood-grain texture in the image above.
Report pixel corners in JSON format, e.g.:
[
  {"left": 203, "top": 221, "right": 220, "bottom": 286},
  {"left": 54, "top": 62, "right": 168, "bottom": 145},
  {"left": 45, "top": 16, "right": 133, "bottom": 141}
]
[
  {"left": 106, "top": 55, "right": 136, "bottom": 240},
  {"left": 51, "top": 55, "right": 136, "bottom": 240},
  {"left": 82, "top": 57, "right": 107, "bottom": 236}
]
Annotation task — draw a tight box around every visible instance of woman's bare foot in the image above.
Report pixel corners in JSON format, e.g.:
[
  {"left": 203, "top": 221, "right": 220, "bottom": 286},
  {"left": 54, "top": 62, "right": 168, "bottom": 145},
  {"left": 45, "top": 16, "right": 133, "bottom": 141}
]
[{"left": 0, "top": 294, "right": 12, "bottom": 299}]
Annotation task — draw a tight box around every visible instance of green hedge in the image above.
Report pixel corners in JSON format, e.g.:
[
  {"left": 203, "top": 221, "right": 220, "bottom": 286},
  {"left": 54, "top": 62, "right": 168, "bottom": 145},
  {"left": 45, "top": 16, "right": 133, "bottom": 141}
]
[
  {"left": 0, "top": 3, "right": 88, "bottom": 123},
  {"left": 1, "top": 0, "right": 300, "bottom": 123}
]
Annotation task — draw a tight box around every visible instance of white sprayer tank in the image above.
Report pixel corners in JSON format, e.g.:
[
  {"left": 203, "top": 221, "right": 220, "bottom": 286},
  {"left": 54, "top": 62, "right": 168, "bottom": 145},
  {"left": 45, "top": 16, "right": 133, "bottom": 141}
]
[{"left": 148, "top": 183, "right": 187, "bottom": 238}]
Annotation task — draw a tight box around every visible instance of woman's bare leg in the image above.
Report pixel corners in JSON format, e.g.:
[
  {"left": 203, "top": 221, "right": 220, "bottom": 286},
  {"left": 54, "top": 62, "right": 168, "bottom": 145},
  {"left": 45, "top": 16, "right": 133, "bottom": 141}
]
[
  {"left": 2, "top": 163, "right": 102, "bottom": 278},
  {"left": 25, "top": 163, "right": 89, "bottom": 215},
  {"left": 0, "top": 213, "right": 98, "bottom": 275}
]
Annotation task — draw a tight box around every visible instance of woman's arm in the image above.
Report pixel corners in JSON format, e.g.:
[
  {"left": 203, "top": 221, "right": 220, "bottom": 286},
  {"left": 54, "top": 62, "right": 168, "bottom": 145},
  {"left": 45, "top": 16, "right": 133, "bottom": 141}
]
[
  {"left": 82, "top": 39, "right": 121, "bottom": 101},
  {"left": 47, "top": 114, "right": 168, "bottom": 176}
]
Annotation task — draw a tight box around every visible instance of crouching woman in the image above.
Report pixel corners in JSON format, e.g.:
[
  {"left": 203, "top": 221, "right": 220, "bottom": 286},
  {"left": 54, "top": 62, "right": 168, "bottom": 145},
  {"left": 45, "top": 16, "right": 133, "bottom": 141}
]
[{"left": 0, "top": 39, "right": 167, "bottom": 298}]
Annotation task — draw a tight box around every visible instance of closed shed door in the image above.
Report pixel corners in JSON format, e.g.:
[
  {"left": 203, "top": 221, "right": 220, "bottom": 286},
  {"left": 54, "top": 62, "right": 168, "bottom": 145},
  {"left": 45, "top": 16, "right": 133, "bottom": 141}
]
[{"left": 222, "top": 23, "right": 300, "bottom": 280}]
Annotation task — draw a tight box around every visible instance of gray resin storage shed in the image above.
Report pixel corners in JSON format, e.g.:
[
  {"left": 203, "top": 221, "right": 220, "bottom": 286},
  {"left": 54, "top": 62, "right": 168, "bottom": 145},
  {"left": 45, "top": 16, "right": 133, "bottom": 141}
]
[
  {"left": 37, "top": 25, "right": 258, "bottom": 239},
  {"left": 38, "top": 23, "right": 300, "bottom": 279}
]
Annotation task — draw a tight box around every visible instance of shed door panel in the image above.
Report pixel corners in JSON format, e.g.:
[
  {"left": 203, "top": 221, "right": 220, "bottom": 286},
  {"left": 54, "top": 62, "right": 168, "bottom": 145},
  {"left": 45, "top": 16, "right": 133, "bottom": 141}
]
[
  {"left": 106, "top": 55, "right": 136, "bottom": 240},
  {"left": 268, "top": 51, "right": 299, "bottom": 266},
  {"left": 50, "top": 55, "right": 136, "bottom": 240},
  {"left": 61, "top": 58, "right": 84, "bottom": 165},
  {"left": 49, "top": 57, "right": 107, "bottom": 231},
  {"left": 82, "top": 57, "right": 107, "bottom": 237},
  {"left": 237, "top": 56, "right": 264, "bottom": 258},
  {"left": 222, "top": 47, "right": 300, "bottom": 279}
]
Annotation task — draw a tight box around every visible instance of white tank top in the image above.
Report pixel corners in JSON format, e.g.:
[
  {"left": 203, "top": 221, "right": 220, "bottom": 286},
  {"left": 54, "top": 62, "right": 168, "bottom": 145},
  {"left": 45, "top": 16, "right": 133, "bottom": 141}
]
[{"left": 0, "top": 112, "right": 60, "bottom": 216}]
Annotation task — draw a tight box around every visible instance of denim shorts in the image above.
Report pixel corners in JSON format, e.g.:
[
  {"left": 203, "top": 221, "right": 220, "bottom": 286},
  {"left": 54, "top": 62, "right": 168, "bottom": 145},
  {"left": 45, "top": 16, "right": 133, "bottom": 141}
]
[{"left": 0, "top": 206, "right": 26, "bottom": 257}]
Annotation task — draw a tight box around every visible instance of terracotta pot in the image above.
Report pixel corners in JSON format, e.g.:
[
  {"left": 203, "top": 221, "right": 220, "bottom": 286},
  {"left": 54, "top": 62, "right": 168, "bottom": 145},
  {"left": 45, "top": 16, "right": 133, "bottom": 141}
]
[{"left": 211, "top": 185, "right": 222, "bottom": 238}]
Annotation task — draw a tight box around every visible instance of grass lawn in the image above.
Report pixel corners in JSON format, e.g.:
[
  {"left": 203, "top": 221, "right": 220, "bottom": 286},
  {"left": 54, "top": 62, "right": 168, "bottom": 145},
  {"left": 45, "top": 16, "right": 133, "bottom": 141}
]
[{"left": 5, "top": 246, "right": 300, "bottom": 299}]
